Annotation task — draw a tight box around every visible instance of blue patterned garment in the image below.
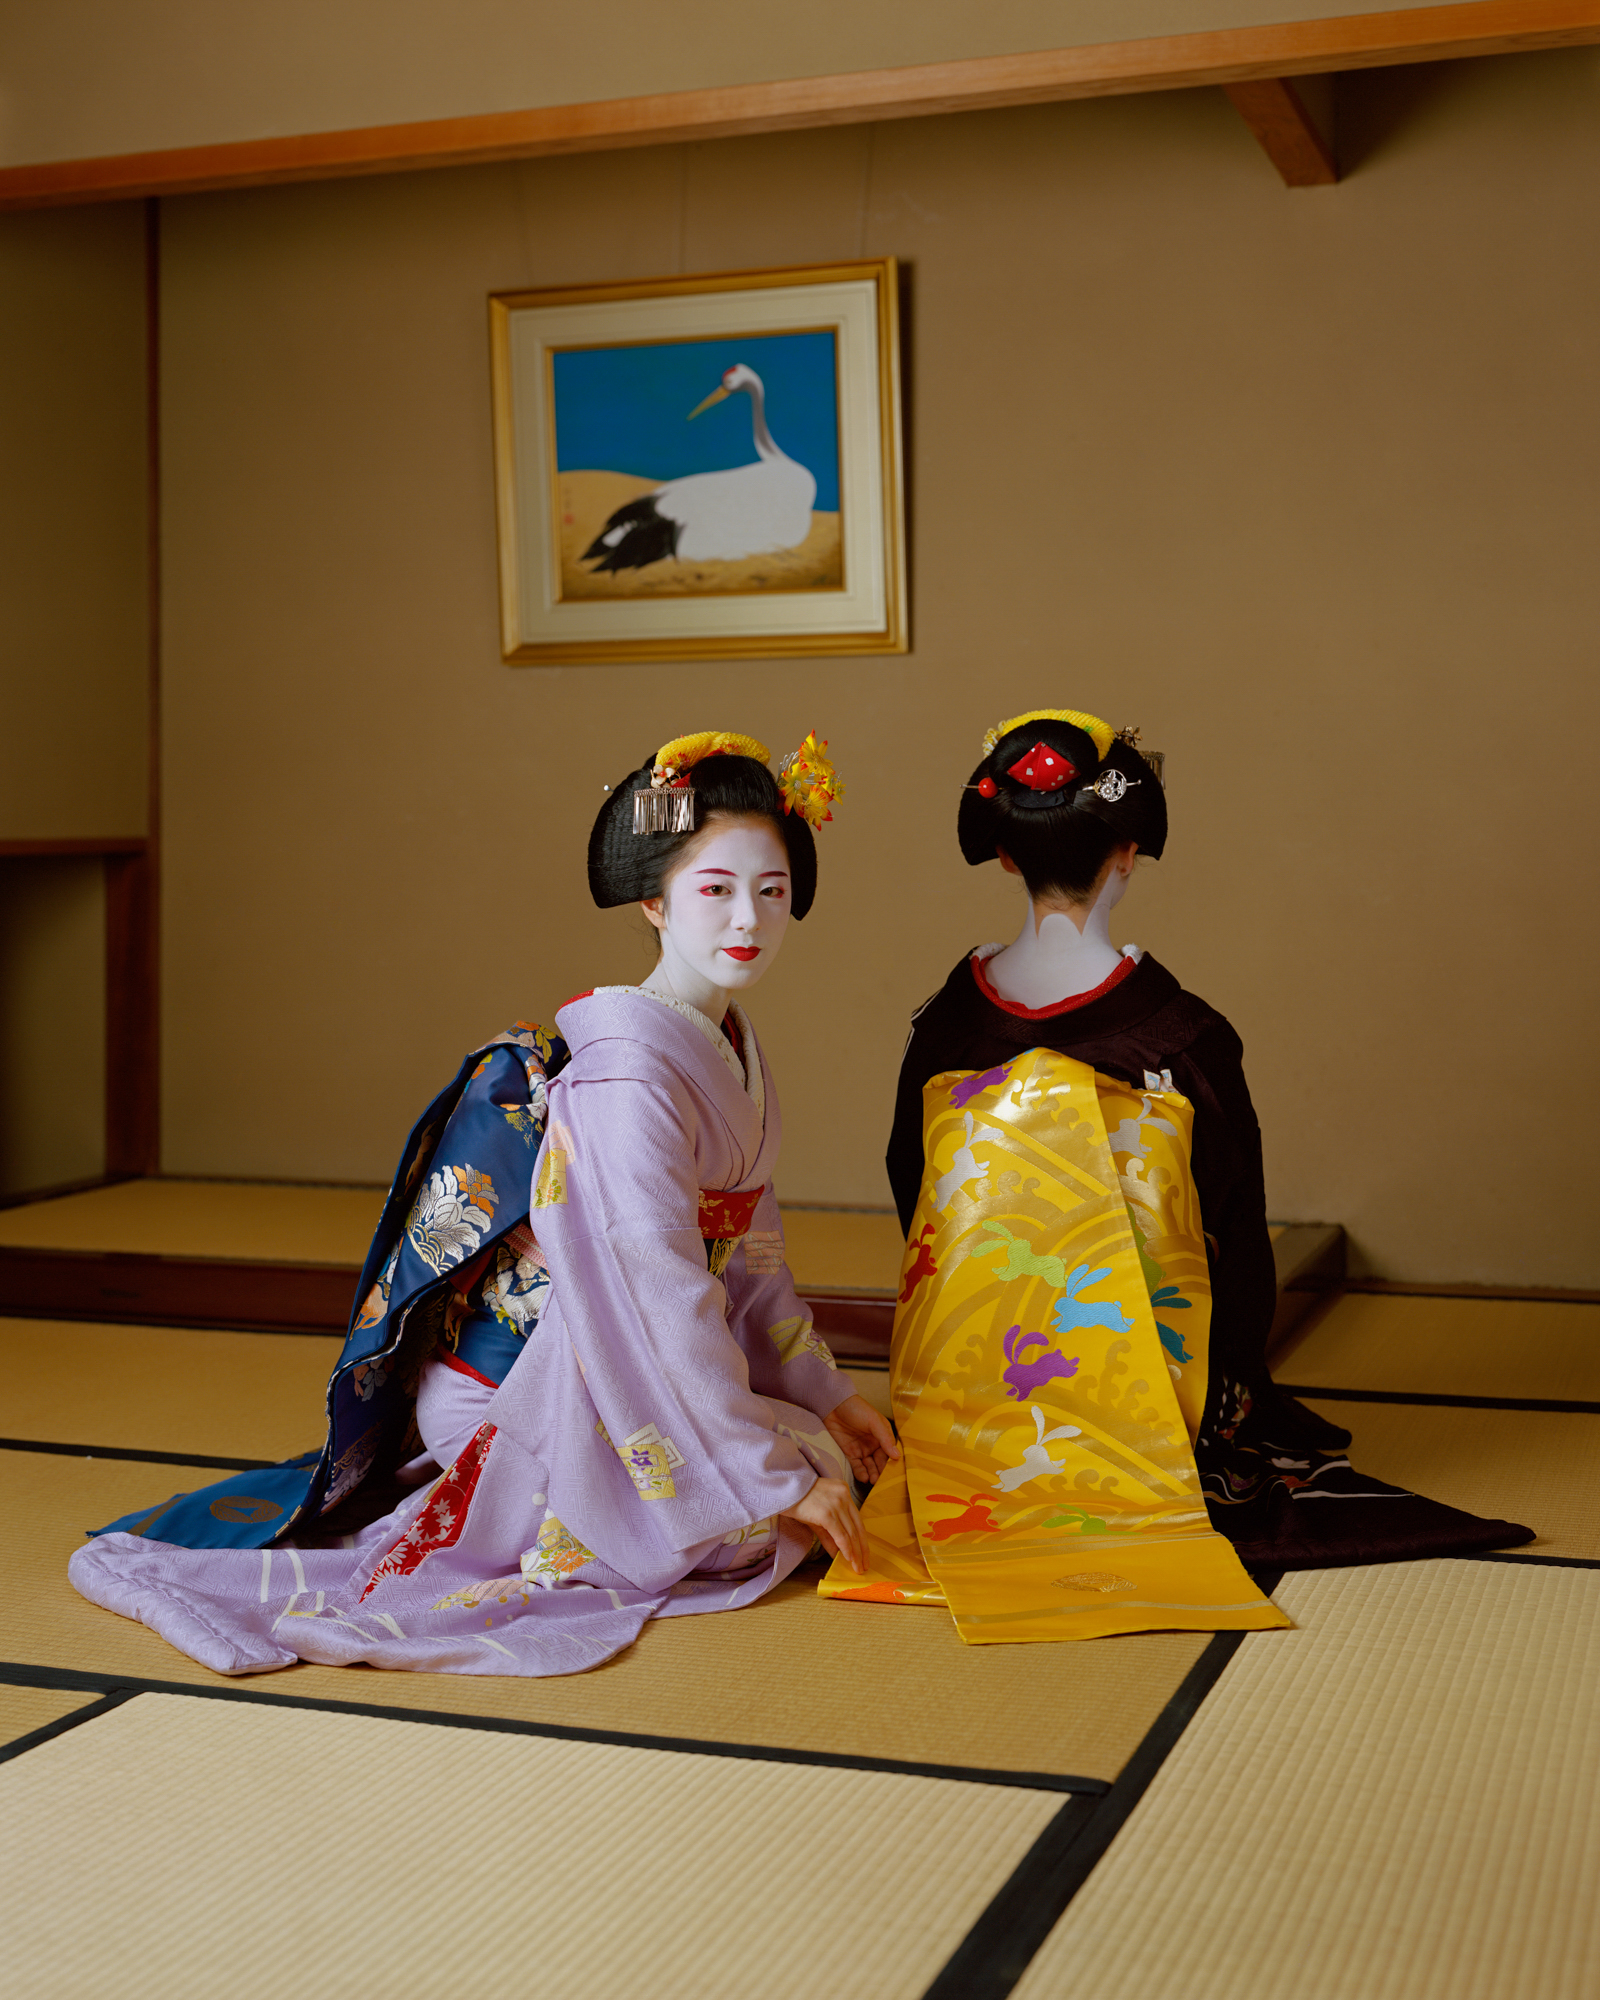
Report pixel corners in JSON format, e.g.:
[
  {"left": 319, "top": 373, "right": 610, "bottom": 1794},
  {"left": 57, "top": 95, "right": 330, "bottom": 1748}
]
[{"left": 92, "top": 1024, "right": 569, "bottom": 1551}]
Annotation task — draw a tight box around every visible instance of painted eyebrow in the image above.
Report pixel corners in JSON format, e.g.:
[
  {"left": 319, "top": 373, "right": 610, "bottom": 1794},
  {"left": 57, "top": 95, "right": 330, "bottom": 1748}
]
[{"left": 689, "top": 866, "right": 790, "bottom": 878}]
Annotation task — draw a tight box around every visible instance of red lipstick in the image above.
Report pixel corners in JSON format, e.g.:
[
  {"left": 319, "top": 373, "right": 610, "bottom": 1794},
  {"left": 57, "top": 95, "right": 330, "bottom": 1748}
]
[{"left": 722, "top": 946, "right": 760, "bottom": 962}]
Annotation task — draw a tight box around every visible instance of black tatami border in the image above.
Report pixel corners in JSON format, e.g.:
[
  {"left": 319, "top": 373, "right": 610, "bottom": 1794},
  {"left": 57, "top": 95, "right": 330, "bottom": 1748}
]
[
  {"left": 1475, "top": 1551, "right": 1600, "bottom": 1571},
  {"left": 1278, "top": 1383, "right": 1600, "bottom": 1415},
  {"left": 0, "top": 1437, "right": 271, "bottom": 1470},
  {"left": 0, "top": 1688, "right": 137, "bottom": 1765},
  {"left": 0, "top": 1659, "right": 1108, "bottom": 1797},
  {"left": 922, "top": 1613, "right": 1268, "bottom": 2000}
]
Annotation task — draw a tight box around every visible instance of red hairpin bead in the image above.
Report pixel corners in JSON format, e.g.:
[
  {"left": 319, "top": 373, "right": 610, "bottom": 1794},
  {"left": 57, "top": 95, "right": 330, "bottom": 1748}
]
[{"left": 977, "top": 775, "right": 998, "bottom": 798}]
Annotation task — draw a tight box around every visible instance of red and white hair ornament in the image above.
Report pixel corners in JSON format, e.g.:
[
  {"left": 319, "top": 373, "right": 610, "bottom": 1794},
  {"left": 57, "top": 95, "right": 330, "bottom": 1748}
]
[{"left": 1006, "top": 742, "right": 1077, "bottom": 792}]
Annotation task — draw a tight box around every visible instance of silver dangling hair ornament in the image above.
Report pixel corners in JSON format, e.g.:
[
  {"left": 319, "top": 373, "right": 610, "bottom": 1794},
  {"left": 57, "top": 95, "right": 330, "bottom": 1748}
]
[
  {"left": 1115, "top": 726, "right": 1165, "bottom": 788},
  {"left": 632, "top": 785, "right": 696, "bottom": 835}
]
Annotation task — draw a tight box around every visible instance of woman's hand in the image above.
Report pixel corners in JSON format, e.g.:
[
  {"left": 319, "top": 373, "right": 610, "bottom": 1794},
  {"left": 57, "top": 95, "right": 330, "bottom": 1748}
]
[
  {"left": 781, "top": 1477, "right": 869, "bottom": 1574},
  {"left": 823, "top": 1393, "right": 901, "bottom": 1486}
]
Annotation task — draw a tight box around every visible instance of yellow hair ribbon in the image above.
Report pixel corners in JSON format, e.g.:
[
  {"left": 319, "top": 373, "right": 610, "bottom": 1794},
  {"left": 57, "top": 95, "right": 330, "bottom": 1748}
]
[{"left": 981, "top": 709, "right": 1115, "bottom": 759}]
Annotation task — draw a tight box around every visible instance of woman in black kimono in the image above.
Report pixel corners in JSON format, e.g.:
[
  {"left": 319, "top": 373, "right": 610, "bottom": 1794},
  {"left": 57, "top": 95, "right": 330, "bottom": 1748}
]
[{"left": 887, "top": 707, "right": 1530, "bottom": 1569}]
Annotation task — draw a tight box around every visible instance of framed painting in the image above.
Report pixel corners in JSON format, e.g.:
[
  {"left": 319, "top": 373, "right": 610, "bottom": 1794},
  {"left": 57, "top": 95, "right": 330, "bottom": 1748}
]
[{"left": 488, "top": 258, "right": 906, "bottom": 664}]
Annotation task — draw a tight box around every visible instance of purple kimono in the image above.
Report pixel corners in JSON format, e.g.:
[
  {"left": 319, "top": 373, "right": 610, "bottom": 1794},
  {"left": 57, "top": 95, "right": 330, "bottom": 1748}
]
[{"left": 70, "top": 989, "right": 855, "bottom": 1676}]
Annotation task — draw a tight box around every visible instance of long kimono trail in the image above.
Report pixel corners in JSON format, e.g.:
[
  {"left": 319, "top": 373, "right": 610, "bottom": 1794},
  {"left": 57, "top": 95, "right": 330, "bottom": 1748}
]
[
  {"left": 70, "top": 990, "right": 855, "bottom": 1677},
  {"left": 823, "top": 1048, "right": 1290, "bottom": 1642}
]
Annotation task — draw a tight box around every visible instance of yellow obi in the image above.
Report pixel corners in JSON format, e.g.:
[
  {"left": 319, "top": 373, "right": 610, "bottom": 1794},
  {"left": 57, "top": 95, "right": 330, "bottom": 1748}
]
[{"left": 820, "top": 1048, "right": 1289, "bottom": 1644}]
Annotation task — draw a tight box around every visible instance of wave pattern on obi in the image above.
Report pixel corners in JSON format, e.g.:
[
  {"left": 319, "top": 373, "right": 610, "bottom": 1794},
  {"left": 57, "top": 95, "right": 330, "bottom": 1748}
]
[{"left": 820, "top": 1048, "right": 1290, "bottom": 1644}]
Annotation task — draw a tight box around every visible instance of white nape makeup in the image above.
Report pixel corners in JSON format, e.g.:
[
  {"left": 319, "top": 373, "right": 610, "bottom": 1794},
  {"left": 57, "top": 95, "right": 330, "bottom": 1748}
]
[
  {"left": 983, "top": 842, "right": 1138, "bottom": 1010},
  {"left": 639, "top": 815, "right": 793, "bottom": 1022}
]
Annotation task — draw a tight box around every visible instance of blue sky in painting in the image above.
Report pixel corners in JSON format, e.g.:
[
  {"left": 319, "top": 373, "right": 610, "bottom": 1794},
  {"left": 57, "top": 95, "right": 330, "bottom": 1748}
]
[{"left": 552, "top": 330, "right": 840, "bottom": 512}]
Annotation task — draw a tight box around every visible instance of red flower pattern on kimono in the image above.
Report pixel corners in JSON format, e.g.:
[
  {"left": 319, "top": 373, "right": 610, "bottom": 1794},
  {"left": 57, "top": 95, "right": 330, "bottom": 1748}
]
[{"left": 360, "top": 1422, "right": 496, "bottom": 1600}]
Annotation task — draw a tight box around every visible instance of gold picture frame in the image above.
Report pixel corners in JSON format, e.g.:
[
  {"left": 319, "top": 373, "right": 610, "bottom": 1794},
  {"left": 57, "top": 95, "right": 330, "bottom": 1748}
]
[{"left": 488, "top": 258, "right": 906, "bottom": 664}]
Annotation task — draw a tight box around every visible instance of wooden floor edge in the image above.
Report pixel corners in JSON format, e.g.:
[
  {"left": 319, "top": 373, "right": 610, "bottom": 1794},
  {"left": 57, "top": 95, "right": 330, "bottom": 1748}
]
[
  {"left": 1341, "top": 1277, "right": 1600, "bottom": 1305},
  {"left": 3, "top": 1, "right": 1598, "bottom": 208}
]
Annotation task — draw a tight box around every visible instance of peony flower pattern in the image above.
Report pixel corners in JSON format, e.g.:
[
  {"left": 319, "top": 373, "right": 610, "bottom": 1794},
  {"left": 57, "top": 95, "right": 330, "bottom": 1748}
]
[
  {"left": 485, "top": 1231, "right": 551, "bottom": 1334},
  {"left": 405, "top": 1163, "right": 498, "bottom": 1275}
]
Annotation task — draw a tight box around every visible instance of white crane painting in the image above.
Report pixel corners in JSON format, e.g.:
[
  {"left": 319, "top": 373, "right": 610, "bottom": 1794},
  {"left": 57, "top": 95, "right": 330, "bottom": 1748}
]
[
  {"left": 584, "top": 365, "right": 817, "bottom": 571},
  {"left": 550, "top": 332, "right": 842, "bottom": 601}
]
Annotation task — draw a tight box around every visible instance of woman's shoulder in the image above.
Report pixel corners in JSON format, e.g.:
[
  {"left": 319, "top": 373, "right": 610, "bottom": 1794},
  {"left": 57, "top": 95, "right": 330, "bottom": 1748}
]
[{"left": 553, "top": 986, "right": 749, "bottom": 1093}]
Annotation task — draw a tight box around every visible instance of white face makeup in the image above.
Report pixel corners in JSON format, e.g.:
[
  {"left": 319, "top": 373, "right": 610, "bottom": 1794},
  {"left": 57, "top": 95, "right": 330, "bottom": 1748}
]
[{"left": 640, "top": 816, "right": 793, "bottom": 1020}]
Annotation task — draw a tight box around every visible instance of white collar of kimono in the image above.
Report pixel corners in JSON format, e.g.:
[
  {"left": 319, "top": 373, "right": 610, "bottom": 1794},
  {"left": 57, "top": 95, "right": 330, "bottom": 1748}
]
[{"left": 592, "top": 987, "right": 764, "bottom": 1118}]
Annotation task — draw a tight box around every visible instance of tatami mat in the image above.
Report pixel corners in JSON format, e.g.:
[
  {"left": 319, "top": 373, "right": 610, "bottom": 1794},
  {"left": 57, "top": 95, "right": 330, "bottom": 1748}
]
[
  {"left": 1014, "top": 1561, "right": 1600, "bottom": 2000},
  {"left": 0, "top": 1683, "right": 98, "bottom": 1748},
  {"left": 0, "top": 1692, "right": 1063, "bottom": 2000},
  {"left": 779, "top": 1204, "right": 902, "bottom": 1293},
  {"left": 1282, "top": 1292, "right": 1600, "bottom": 1402},
  {"left": 1305, "top": 1396, "right": 1600, "bottom": 1560},
  {"left": 2, "top": 1449, "right": 1209, "bottom": 1782},
  {"left": 2, "top": 1318, "right": 339, "bottom": 1461},
  {"left": 0, "top": 1178, "right": 384, "bottom": 1264},
  {"left": 0, "top": 1177, "right": 905, "bottom": 1294}
]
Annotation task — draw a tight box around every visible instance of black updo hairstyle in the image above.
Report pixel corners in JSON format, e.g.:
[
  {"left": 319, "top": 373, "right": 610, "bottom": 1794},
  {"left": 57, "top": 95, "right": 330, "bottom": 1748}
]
[
  {"left": 588, "top": 752, "right": 818, "bottom": 918},
  {"left": 958, "top": 715, "right": 1167, "bottom": 903}
]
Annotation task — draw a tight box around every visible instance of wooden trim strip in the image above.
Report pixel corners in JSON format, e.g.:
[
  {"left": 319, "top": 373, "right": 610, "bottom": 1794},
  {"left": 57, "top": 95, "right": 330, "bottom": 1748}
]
[
  {"left": 0, "top": 1244, "right": 360, "bottom": 1335},
  {"left": 0, "top": 1243, "right": 898, "bottom": 1348},
  {"left": 3, "top": 1, "right": 1597, "bottom": 210},
  {"left": 103, "top": 852, "right": 159, "bottom": 1175},
  {"left": 0, "top": 838, "right": 147, "bottom": 857},
  {"left": 1342, "top": 1277, "right": 1600, "bottom": 1304}
]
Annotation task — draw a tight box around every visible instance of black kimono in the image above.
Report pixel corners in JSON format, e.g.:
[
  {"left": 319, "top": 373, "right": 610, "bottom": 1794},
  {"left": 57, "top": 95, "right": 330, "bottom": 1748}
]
[{"left": 888, "top": 949, "right": 1532, "bottom": 1570}]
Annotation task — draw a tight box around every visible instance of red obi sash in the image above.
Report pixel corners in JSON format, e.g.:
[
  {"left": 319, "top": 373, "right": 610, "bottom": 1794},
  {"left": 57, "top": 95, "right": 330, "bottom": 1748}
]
[{"left": 698, "top": 1186, "right": 765, "bottom": 1240}]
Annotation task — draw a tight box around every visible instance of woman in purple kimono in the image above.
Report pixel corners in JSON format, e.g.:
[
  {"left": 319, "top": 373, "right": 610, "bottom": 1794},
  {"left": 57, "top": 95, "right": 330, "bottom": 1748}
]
[{"left": 71, "top": 729, "right": 897, "bottom": 1677}]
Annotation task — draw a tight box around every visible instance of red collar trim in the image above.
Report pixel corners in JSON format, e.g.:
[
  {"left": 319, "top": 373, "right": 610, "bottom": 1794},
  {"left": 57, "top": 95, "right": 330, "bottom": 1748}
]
[{"left": 970, "top": 949, "right": 1137, "bottom": 1020}]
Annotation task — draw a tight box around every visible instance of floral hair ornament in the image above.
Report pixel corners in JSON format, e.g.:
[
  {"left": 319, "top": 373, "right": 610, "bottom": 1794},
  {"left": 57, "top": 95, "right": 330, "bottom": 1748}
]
[
  {"left": 777, "top": 731, "right": 845, "bottom": 831},
  {"left": 633, "top": 730, "right": 771, "bottom": 834}
]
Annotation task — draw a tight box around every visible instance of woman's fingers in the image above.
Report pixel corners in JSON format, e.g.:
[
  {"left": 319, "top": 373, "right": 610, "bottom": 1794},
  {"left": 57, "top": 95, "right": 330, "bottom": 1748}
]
[
  {"left": 835, "top": 1491, "right": 868, "bottom": 1573},
  {"left": 780, "top": 1478, "right": 868, "bottom": 1572},
  {"left": 867, "top": 1408, "right": 901, "bottom": 1459}
]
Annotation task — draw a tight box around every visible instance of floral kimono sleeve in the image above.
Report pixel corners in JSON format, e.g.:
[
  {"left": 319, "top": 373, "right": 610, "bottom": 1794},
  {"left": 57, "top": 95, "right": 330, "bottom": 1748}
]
[
  {"left": 522, "top": 1064, "right": 820, "bottom": 1550},
  {"left": 724, "top": 1185, "right": 854, "bottom": 1422}
]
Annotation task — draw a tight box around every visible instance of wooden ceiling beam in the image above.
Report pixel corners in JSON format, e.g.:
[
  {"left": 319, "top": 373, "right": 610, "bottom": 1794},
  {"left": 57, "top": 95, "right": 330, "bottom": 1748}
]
[
  {"left": 1, "top": 0, "right": 1597, "bottom": 209},
  {"left": 1225, "top": 77, "right": 1339, "bottom": 185}
]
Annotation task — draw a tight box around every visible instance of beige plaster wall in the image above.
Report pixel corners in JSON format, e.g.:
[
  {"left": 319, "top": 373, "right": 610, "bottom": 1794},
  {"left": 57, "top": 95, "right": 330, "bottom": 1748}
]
[
  {"left": 2, "top": 1, "right": 1368, "bottom": 167},
  {"left": 0, "top": 204, "right": 149, "bottom": 839},
  {"left": 160, "top": 51, "right": 1600, "bottom": 1285},
  {"left": 0, "top": 858, "right": 106, "bottom": 1193}
]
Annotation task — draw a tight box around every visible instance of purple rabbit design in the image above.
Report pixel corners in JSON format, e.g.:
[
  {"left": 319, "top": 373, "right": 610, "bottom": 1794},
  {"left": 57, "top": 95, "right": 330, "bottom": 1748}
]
[
  {"left": 949, "top": 1064, "right": 1011, "bottom": 1110},
  {"left": 1002, "top": 1326, "right": 1080, "bottom": 1401}
]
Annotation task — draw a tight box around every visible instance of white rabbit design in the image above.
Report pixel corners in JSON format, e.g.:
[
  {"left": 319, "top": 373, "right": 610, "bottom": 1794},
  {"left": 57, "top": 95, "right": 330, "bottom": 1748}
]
[
  {"left": 932, "top": 1110, "right": 1008, "bottom": 1213},
  {"left": 991, "top": 1405, "right": 1083, "bottom": 1492}
]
